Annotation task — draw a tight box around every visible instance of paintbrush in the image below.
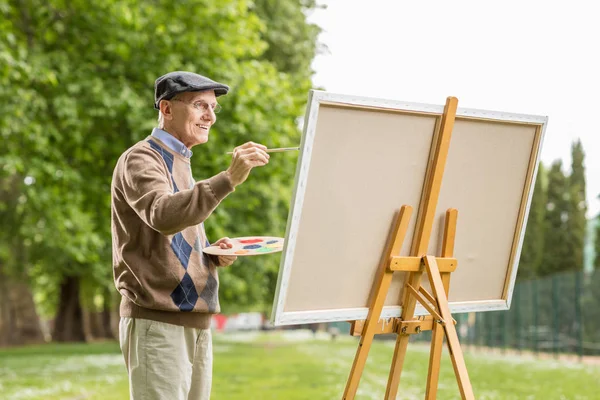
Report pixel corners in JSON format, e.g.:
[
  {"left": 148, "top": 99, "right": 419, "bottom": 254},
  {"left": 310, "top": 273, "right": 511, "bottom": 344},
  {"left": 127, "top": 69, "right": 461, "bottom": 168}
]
[{"left": 226, "top": 147, "right": 299, "bottom": 155}]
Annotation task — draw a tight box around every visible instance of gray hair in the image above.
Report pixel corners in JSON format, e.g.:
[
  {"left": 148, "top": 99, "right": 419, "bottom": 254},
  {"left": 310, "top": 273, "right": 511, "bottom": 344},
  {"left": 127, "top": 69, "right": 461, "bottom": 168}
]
[{"left": 157, "top": 93, "right": 183, "bottom": 128}]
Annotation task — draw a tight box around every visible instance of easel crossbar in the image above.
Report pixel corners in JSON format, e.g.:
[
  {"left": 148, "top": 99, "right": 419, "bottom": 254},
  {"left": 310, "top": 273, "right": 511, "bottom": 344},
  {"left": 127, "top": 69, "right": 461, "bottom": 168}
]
[
  {"left": 389, "top": 256, "right": 457, "bottom": 272},
  {"left": 349, "top": 315, "right": 458, "bottom": 337}
]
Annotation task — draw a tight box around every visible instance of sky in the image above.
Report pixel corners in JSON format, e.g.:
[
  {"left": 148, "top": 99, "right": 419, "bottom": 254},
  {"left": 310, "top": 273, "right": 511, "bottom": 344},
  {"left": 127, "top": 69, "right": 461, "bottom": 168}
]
[{"left": 307, "top": 0, "right": 600, "bottom": 217}]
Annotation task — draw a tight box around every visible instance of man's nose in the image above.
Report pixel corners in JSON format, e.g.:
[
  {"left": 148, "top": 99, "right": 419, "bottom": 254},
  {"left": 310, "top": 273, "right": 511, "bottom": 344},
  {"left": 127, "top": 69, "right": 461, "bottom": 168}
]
[{"left": 202, "top": 109, "right": 216, "bottom": 122}]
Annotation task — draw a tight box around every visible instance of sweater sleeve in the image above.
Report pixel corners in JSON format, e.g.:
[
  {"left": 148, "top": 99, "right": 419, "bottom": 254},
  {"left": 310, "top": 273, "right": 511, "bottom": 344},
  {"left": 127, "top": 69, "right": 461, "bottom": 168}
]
[{"left": 118, "top": 146, "right": 235, "bottom": 235}]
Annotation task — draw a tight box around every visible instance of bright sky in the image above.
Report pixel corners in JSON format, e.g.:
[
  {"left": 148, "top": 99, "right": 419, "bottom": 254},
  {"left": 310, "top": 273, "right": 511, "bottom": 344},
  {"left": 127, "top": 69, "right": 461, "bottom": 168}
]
[{"left": 308, "top": 0, "right": 600, "bottom": 217}]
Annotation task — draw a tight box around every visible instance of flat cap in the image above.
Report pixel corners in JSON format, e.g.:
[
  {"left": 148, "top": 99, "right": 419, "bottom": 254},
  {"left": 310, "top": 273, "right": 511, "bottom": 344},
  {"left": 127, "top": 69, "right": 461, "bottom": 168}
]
[{"left": 154, "top": 71, "right": 230, "bottom": 109}]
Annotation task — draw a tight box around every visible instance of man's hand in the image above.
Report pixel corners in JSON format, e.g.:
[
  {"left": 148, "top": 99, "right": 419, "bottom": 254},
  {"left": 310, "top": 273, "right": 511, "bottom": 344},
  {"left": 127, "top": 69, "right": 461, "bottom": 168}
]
[
  {"left": 226, "top": 142, "right": 269, "bottom": 187},
  {"left": 212, "top": 237, "right": 237, "bottom": 267}
]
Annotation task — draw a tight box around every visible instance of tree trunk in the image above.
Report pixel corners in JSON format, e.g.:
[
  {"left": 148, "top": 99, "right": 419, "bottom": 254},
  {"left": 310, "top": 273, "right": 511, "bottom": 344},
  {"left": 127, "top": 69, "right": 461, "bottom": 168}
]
[
  {"left": 101, "top": 287, "right": 116, "bottom": 339},
  {"left": 10, "top": 281, "right": 46, "bottom": 344},
  {"left": 82, "top": 308, "right": 94, "bottom": 341},
  {"left": 84, "top": 310, "right": 100, "bottom": 340},
  {"left": 0, "top": 175, "right": 44, "bottom": 347},
  {"left": 0, "top": 262, "right": 15, "bottom": 347},
  {"left": 111, "top": 289, "right": 120, "bottom": 339},
  {"left": 52, "top": 275, "right": 86, "bottom": 342},
  {"left": 0, "top": 261, "right": 45, "bottom": 347},
  {"left": 84, "top": 287, "right": 117, "bottom": 340}
]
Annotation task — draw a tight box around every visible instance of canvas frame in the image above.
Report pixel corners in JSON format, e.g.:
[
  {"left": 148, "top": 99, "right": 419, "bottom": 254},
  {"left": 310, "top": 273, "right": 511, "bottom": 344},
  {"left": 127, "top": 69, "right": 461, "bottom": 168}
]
[{"left": 271, "top": 90, "right": 547, "bottom": 326}]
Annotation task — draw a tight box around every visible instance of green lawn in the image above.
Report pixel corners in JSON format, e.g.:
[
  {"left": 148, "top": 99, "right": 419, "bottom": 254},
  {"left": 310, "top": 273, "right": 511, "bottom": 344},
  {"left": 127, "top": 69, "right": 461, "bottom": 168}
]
[{"left": 0, "top": 330, "right": 598, "bottom": 399}]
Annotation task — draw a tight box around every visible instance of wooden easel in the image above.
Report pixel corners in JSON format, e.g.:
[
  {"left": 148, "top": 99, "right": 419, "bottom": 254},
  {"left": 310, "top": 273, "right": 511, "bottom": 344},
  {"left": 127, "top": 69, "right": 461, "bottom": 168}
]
[{"left": 342, "top": 97, "right": 475, "bottom": 400}]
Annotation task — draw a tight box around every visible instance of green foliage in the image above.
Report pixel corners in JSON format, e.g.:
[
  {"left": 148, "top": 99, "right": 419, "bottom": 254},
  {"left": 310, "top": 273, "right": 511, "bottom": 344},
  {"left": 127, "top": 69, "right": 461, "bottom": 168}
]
[
  {"left": 0, "top": 0, "right": 321, "bottom": 314},
  {"left": 251, "top": 0, "right": 322, "bottom": 78},
  {"left": 596, "top": 216, "right": 600, "bottom": 270},
  {"left": 566, "top": 140, "right": 587, "bottom": 271},
  {"left": 570, "top": 140, "right": 587, "bottom": 209},
  {"left": 520, "top": 140, "right": 588, "bottom": 280},
  {"left": 540, "top": 161, "right": 571, "bottom": 276},
  {"left": 518, "top": 164, "right": 546, "bottom": 280}
]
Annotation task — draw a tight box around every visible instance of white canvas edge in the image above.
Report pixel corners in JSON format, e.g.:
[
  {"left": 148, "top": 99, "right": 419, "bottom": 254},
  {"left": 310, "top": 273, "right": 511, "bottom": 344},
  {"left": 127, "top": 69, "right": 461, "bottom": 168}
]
[
  {"left": 505, "top": 117, "right": 549, "bottom": 308},
  {"left": 271, "top": 90, "right": 321, "bottom": 325},
  {"left": 271, "top": 90, "right": 548, "bottom": 326},
  {"left": 312, "top": 90, "right": 548, "bottom": 124},
  {"left": 276, "top": 300, "right": 509, "bottom": 326}
]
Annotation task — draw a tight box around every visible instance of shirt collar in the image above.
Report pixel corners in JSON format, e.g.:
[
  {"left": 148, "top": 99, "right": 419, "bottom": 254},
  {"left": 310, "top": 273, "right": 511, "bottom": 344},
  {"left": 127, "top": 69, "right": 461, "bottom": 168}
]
[{"left": 151, "top": 128, "right": 193, "bottom": 158}]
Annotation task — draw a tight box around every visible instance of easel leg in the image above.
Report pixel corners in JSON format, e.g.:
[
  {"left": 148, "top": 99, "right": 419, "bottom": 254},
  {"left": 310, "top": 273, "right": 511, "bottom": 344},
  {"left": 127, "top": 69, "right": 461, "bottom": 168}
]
[
  {"left": 385, "top": 271, "right": 423, "bottom": 400},
  {"left": 425, "top": 256, "right": 474, "bottom": 400},
  {"left": 343, "top": 206, "right": 413, "bottom": 400},
  {"left": 426, "top": 208, "right": 457, "bottom": 399},
  {"left": 385, "top": 97, "right": 459, "bottom": 400},
  {"left": 425, "top": 272, "right": 451, "bottom": 400}
]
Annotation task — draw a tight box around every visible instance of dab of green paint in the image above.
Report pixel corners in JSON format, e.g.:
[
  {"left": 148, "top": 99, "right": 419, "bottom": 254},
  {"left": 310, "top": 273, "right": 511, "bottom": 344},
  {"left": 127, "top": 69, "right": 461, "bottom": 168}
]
[{"left": 256, "top": 247, "right": 273, "bottom": 253}]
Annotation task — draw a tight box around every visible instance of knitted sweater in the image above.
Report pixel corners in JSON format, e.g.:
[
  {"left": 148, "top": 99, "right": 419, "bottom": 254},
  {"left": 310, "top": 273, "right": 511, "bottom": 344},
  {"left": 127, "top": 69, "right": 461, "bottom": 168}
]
[{"left": 111, "top": 135, "right": 235, "bottom": 328}]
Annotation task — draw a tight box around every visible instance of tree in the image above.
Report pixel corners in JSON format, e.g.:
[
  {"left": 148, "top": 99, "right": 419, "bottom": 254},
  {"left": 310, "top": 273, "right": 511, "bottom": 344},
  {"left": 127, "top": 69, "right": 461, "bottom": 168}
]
[
  {"left": 518, "top": 164, "right": 546, "bottom": 280},
  {"left": 595, "top": 201, "right": 600, "bottom": 270},
  {"left": 1, "top": 0, "right": 322, "bottom": 340},
  {"left": 566, "top": 140, "right": 587, "bottom": 271},
  {"left": 252, "top": 0, "right": 322, "bottom": 79},
  {"left": 0, "top": 262, "right": 45, "bottom": 346},
  {"left": 540, "top": 161, "right": 571, "bottom": 276}
]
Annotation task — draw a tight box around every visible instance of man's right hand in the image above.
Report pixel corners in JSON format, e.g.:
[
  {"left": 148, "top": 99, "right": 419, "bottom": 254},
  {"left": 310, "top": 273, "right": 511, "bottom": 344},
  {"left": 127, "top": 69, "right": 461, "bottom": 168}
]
[{"left": 226, "top": 142, "right": 270, "bottom": 187}]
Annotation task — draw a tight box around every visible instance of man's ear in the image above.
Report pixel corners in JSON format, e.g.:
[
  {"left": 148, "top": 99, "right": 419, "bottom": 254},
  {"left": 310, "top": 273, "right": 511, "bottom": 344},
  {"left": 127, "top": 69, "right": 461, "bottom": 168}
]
[{"left": 159, "top": 99, "right": 173, "bottom": 121}]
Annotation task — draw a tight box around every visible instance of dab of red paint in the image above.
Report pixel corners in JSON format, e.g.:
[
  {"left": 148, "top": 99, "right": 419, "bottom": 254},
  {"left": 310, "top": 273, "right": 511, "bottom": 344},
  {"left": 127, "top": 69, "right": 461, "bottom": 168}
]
[{"left": 239, "top": 238, "right": 262, "bottom": 244}]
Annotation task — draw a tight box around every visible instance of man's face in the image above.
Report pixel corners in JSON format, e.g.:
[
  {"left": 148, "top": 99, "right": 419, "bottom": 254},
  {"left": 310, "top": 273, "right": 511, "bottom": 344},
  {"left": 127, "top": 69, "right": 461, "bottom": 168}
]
[{"left": 162, "top": 90, "right": 218, "bottom": 148}]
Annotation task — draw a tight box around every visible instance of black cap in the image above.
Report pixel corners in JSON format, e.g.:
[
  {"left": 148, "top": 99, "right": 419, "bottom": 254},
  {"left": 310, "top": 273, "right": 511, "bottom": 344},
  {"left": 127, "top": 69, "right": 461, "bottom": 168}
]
[{"left": 154, "top": 71, "right": 230, "bottom": 109}]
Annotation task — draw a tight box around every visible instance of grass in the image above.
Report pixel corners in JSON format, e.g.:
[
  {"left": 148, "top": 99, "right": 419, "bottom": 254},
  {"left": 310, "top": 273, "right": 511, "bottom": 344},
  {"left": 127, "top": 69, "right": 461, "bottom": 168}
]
[{"left": 0, "top": 330, "right": 598, "bottom": 399}]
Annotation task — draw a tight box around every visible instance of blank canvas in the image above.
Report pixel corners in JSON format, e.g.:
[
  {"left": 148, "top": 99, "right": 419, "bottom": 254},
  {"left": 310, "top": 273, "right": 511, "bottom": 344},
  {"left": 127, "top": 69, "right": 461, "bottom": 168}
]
[{"left": 272, "top": 91, "right": 547, "bottom": 326}]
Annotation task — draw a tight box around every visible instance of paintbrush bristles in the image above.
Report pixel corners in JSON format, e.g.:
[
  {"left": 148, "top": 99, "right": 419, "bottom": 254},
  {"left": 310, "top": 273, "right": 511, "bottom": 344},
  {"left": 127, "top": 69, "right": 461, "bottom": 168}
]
[{"left": 226, "top": 147, "right": 299, "bottom": 155}]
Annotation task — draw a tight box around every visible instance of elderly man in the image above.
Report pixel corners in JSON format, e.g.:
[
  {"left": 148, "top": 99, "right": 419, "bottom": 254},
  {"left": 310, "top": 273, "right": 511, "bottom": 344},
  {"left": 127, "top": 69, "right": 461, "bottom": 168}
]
[{"left": 111, "top": 71, "right": 269, "bottom": 400}]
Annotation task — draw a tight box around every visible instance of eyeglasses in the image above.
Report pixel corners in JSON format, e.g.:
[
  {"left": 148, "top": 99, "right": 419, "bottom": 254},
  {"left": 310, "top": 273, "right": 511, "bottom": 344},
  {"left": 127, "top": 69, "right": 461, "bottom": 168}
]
[{"left": 172, "top": 99, "right": 222, "bottom": 114}]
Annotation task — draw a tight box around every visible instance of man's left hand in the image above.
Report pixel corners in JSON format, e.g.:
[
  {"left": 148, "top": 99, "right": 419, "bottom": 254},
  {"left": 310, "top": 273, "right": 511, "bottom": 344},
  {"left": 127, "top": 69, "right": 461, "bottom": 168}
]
[{"left": 213, "top": 237, "right": 237, "bottom": 267}]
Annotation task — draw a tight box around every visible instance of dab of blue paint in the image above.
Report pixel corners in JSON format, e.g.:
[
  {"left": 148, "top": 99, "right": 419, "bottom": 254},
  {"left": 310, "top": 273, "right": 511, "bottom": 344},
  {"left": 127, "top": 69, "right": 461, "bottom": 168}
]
[
  {"left": 266, "top": 240, "right": 278, "bottom": 244},
  {"left": 243, "top": 244, "right": 262, "bottom": 250}
]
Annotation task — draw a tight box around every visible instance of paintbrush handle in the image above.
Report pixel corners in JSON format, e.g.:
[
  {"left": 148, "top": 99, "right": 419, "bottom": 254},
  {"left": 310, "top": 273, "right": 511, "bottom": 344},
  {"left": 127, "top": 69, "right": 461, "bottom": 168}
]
[
  {"left": 265, "top": 147, "right": 300, "bottom": 153},
  {"left": 226, "top": 147, "right": 299, "bottom": 155}
]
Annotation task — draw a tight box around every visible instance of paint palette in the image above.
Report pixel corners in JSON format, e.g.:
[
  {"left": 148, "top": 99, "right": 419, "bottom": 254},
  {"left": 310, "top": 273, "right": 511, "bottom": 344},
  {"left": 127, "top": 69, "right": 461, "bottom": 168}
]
[{"left": 202, "top": 236, "right": 285, "bottom": 257}]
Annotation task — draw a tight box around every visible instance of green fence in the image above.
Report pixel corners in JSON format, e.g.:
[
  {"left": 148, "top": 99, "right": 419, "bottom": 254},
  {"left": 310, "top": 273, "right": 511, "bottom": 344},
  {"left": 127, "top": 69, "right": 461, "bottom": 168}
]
[
  {"left": 324, "top": 270, "right": 600, "bottom": 359},
  {"left": 426, "top": 269, "right": 600, "bottom": 357}
]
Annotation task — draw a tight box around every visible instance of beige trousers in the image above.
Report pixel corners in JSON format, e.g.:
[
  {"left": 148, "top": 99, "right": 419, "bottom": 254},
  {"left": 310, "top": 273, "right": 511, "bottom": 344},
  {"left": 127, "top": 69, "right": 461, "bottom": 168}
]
[{"left": 119, "top": 318, "right": 213, "bottom": 400}]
